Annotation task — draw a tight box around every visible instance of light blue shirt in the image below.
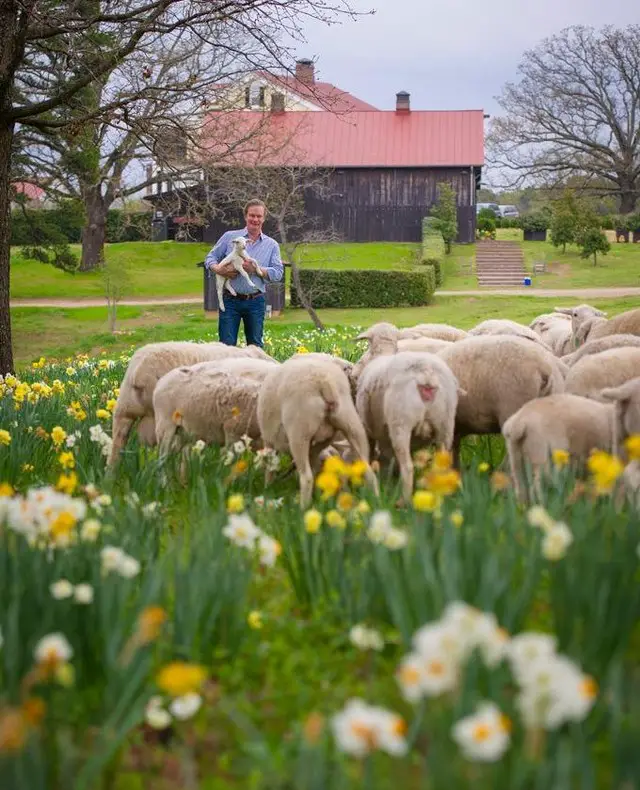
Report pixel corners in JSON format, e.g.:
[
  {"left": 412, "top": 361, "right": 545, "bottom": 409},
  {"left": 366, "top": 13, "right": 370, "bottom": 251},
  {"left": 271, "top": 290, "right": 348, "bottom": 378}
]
[{"left": 204, "top": 228, "right": 284, "bottom": 295}]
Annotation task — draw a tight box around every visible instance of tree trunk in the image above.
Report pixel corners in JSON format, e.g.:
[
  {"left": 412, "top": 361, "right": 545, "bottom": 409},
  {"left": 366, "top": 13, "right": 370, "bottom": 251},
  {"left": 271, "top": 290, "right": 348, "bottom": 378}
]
[
  {"left": 289, "top": 258, "right": 325, "bottom": 331},
  {"left": 619, "top": 188, "right": 637, "bottom": 215},
  {"left": 80, "top": 186, "right": 107, "bottom": 271},
  {"left": 0, "top": 118, "right": 14, "bottom": 374}
]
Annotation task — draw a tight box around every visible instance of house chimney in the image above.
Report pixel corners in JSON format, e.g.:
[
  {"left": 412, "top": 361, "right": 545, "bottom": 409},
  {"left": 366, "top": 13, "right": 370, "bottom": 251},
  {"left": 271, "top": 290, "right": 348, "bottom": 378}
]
[
  {"left": 396, "top": 91, "right": 410, "bottom": 113},
  {"left": 295, "top": 58, "right": 315, "bottom": 85},
  {"left": 270, "top": 92, "right": 285, "bottom": 113}
]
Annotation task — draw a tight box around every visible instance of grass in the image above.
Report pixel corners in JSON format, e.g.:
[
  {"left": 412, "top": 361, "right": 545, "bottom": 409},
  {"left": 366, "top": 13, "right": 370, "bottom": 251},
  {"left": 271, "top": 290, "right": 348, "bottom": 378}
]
[
  {"left": 11, "top": 294, "right": 640, "bottom": 367},
  {"left": 495, "top": 228, "right": 640, "bottom": 288}
]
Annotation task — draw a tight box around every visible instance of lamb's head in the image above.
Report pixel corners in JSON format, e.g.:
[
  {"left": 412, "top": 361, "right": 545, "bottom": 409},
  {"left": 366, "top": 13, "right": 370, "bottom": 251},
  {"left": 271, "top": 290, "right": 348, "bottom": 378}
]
[
  {"left": 355, "top": 322, "right": 399, "bottom": 355},
  {"left": 232, "top": 236, "right": 248, "bottom": 255},
  {"left": 600, "top": 376, "right": 640, "bottom": 451},
  {"left": 555, "top": 304, "right": 607, "bottom": 335},
  {"left": 574, "top": 317, "right": 601, "bottom": 346}
]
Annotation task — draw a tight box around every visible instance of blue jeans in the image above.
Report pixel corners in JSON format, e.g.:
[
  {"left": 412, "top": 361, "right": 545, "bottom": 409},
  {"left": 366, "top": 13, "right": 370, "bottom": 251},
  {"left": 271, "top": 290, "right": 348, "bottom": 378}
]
[{"left": 218, "top": 293, "right": 265, "bottom": 347}]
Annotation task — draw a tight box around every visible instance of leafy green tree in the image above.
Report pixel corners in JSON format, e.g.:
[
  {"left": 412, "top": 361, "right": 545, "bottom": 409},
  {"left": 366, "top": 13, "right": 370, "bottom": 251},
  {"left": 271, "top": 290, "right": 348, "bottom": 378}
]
[
  {"left": 430, "top": 183, "right": 458, "bottom": 253},
  {"left": 550, "top": 191, "right": 581, "bottom": 252},
  {"left": 576, "top": 225, "right": 611, "bottom": 266}
]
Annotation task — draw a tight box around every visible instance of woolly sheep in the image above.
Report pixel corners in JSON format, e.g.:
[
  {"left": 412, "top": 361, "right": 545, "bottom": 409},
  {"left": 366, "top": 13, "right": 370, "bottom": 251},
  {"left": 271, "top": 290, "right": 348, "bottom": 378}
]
[
  {"left": 502, "top": 394, "right": 615, "bottom": 501},
  {"left": 154, "top": 369, "right": 262, "bottom": 456},
  {"left": 600, "top": 377, "right": 640, "bottom": 504},
  {"left": 554, "top": 304, "right": 607, "bottom": 337},
  {"left": 351, "top": 322, "right": 399, "bottom": 381},
  {"left": 355, "top": 351, "right": 463, "bottom": 502},
  {"left": 437, "top": 336, "right": 565, "bottom": 454},
  {"left": 257, "top": 356, "right": 378, "bottom": 507},
  {"left": 530, "top": 313, "right": 574, "bottom": 357},
  {"left": 397, "top": 337, "right": 453, "bottom": 354},
  {"left": 397, "top": 323, "right": 468, "bottom": 342},
  {"left": 468, "top": 319, "right": 551, "bottom": 350},
  {"left": 564, "top": 347, "right": 640, "bottom": 400},
  {"left": 561, "top": 335, "right": 640, "bottom": 368},
  {"left": 574, "top": 307, "right": 640, "bottom": 346},
  {"left": 108, "top": 341, "right": 273, "bottom": 465}
]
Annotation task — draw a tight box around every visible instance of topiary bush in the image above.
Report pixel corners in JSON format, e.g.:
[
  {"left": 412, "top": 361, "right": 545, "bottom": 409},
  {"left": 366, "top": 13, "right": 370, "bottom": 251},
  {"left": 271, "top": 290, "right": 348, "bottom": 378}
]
[{"left": 289, "top": 269, "right": 436, "bottom": 309}]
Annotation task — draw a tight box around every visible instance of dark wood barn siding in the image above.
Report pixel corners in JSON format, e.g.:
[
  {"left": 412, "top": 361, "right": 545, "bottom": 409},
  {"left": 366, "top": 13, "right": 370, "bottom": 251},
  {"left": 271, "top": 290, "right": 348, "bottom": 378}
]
[{"left": 306, "top": 167, "right": 476, "bottom": 243}]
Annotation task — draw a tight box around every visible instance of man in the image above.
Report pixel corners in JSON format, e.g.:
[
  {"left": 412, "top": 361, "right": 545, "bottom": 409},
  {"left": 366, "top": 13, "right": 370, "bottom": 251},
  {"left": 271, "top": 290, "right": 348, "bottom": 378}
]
[{"left": 204, "top": 199, "right": 284, "bottom": 347}]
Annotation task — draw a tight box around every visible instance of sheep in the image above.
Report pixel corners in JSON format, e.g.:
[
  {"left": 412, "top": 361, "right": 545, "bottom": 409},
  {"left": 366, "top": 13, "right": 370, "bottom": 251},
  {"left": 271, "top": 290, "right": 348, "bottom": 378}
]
[
  {"left": 154, "top": 369, "right": 262, "bottom": 457},
  {"left": 600, "top": 377, "right": 640, "bottom": 505},
  {"left": 355, "top": 351, "right": 463, "bottom": 502},
  {"left": 564, "top": 347, "right": 640, "bottom": 400},
  {"left": 398, "top": 323, "right": 468, "bottom": 343},
  {"left": 574, "top": 307, "right": 640, "bottom": 346},
  {"left": 257, "top": 356, "right": 378, "bottom": 507},
  {"left": 437, "top": 336, "right": 565, "bottom": 458},
  {"left": 561, "top": 335, "right": 640, "bottom": 368},
  {"left": 599, "top": 376, "right": 640, "bottom": 457},
  {"left": 554, "top": 304, "right": 607, "bottom": 337},
  {"left": 351, "top": 322, "right": 399, "bottom": 381},
  {"left": 215, "top": 236, "right": 267, "bottom": 312},
  {"left": 397, "top": 337, "right": 453, "bottom": 354},
  {"left": 502, "top": 394, "right": 615, "bottom": 501},
  {"left": 467, "top": 319, "right": 552, "bottom": 350},
  {"left": 108, "top": 340, "right": 273, "bottom": 466},
  {"left": 530, "top": 312, "right": 574, "bottom": 356}
]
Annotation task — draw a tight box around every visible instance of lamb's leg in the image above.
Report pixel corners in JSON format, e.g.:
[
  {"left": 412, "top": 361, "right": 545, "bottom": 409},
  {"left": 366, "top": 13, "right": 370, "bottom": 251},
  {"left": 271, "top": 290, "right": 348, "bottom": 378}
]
[
  {"left": 156, "top": 418, "right": 179, "bottom": 460},
  {"left": 505, "top": 434, "right": 527, "bottom": 504},
  {"left": 108, "top": 411, "right": 134, "bottom": 467},
  {"left": 288, "top": 432, "right": 315, "bottom": 508},
  {"left": 236, "top": 265, "right": 256, "bottom": 288},
  {"left": 388, "top": 425, "right": 415, "bottom": 504},
  {"left": 330, "top": 404, "right": 379, "bottom": 497},
  {"left": 216, "top": 275, "right": 227, "bottom": 312},
  {"left": 137, "top": 415, "right": 157, "bottom": 446}
]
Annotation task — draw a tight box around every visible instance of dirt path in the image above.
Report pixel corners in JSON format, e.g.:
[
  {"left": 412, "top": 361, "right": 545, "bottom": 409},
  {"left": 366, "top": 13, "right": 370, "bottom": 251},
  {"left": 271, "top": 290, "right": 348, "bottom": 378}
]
[{"left": 9, "top": 287, "right": 640, "bottom": 308}]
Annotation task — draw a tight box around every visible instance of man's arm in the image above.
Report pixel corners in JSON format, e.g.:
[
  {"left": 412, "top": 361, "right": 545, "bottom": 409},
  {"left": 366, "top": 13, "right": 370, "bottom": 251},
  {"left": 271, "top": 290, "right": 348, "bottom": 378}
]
[
  {"left": 261, "top": 241, "right": 284, "bottom": 282},
  {"left": 204, "top": 232, "right": 231, "bottom": 272}
]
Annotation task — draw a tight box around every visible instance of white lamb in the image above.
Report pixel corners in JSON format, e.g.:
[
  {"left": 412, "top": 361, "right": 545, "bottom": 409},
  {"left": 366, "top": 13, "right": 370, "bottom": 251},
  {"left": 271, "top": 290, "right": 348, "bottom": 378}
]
[
  {"left": 564, "top": 347, "right": 640, "bottom": 399},
  {"left": 502, "top": 394, "right": 615, "bottom": 501},
  {"left": 356, "top": 351, "right": 463, "bottom": 502},
  {"left": 257, "top": 356, "right": 378, "bottom": 507},
  {"left": 215, "top": 236, "right": 267, "bottom": 312},
  {"left": 108, "top": 340, "right": 273, "bottom": 465}
]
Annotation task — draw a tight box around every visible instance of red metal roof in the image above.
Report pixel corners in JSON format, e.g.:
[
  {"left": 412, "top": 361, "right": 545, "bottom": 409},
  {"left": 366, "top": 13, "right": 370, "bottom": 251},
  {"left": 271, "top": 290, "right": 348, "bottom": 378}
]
[
  {"left": 201, "top": 110, "right": 484, "bottom": 168},
  {"left": 258, "top": 73, "right": 378, "bottom": 112},
  {"left": 11, "top": 181, "right": 45, "bottom": 200}
]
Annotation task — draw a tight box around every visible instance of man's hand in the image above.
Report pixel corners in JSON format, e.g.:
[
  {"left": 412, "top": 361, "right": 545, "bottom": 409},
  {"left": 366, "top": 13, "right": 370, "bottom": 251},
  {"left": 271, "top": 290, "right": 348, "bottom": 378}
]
[
  {"left": 213, "top": 262, "right": 237, "bottom": 278},
  {"left": 242, "top": 256, "right": 258, "bottom": 274}
]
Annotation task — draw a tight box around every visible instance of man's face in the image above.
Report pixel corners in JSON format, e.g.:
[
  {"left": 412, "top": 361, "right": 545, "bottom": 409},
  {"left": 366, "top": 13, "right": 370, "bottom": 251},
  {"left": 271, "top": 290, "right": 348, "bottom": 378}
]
[{"left": 245, "top": 205, "right": 265, "bottom": 235}]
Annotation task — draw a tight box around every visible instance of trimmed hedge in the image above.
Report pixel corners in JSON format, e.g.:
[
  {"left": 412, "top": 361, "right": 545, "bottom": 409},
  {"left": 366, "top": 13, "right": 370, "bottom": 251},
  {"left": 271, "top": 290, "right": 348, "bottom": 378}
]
[
  {"left": 290, "top": 268, "right": 436, "bottom": 309},
  {"left": 421, "top": 217, "right": 445, "bottom": 286}
]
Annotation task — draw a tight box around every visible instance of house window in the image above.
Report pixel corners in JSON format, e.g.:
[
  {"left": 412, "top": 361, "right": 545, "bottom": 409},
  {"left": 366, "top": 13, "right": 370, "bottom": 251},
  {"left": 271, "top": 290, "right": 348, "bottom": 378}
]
[{"left": 245, "top": 83, "right": 266, "bottom": 108}]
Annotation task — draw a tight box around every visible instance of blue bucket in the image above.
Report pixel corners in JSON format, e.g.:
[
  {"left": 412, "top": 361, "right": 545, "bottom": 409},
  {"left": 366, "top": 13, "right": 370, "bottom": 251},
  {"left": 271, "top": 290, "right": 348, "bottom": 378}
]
[{"left": 523, "top": 276, "right": 532, "bottom": 286}]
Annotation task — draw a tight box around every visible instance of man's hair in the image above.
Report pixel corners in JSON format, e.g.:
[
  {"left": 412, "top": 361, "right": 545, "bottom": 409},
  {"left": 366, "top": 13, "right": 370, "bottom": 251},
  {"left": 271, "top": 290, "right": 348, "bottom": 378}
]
[{"left": 244, "top": 198, "right": 267, "bottom": 216}]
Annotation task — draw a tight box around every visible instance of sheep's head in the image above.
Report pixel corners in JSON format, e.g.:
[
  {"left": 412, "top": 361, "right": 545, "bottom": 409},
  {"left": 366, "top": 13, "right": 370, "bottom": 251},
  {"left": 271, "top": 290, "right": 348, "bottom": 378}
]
[
  {"left": 600, "top": 376, "right": 640, "bottom": 449},
  {"left": 355, "top": 322, "right": 399, "bottom": 353},
  {"left": 555, "top": 304, "right": 607, "bottom": 336},
  {"left": 232, "top": 237, "right": 248, "bottom": 254},
  {"left": 574, "top": 318, "right": 599, "bottom": 346}
]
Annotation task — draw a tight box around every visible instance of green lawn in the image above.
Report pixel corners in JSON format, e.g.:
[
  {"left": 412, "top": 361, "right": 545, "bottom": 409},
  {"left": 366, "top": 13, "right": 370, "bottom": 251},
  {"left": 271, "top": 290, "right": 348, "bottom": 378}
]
[
  {"left": 10, "top": 241, "right": 424, "bottom": 300},
  {"left": 495, "top": 228, "right": 640, "bottom": 288},
  {"left": 11, "top": 294, "right": 639, "bottom": 367}
]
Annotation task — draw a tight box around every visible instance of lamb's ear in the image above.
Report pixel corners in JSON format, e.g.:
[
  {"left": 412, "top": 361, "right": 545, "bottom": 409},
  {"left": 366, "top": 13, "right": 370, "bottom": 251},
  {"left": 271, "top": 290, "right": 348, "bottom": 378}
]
[
  {"left": 554, "top": 307, "right": 573, "bottom": 316},
  {"left": 355, "top": 330, "right": 371, "bottom": 341}
]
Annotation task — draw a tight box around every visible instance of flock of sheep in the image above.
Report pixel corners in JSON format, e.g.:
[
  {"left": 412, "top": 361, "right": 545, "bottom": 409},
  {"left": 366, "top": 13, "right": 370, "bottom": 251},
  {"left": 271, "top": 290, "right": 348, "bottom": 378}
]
[{"left": 107, "top": 304, "right": 640, "bottom": 505}]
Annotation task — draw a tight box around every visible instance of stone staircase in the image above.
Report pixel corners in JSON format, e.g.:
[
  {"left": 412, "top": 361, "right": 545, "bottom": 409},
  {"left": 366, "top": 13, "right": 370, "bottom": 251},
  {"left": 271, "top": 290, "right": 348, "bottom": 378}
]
[{"left": 476, "top": 240, "right": 527, "bottom": 287}]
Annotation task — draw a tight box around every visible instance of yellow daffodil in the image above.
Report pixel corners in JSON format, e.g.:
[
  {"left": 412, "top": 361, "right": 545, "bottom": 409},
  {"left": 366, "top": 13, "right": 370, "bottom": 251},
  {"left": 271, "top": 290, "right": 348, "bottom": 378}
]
[
  {"left": 0, "top": 482, "right": 14, "bottom": 497},
  {"left": 57, "top": 452, "right": 75, "bottom": 470},
  {"left": 336, "top": 492, "right": 355, "bottom": 512},
  {"left": 413, "top": 490, "right": 439, "bottom": 512},
  {"left": 552, "top": 449, "right": 570, "bottom": 468},
  {"left": 450, "top": 510, "right": 464, "bottom": 528},
  {"left": 55, "top": 472, "right": 78, "bottom": 496},
  {"left": 315, "top": 471, "right": 341, "bottom": 499},
  {"left": 0, "top": 430, "right": 11, "bottom": 446},
  {"left": 587, "top": 450, "right": 624, "bottom": 494},
  {"left": 304, "top": 509, "right": 322, "bottom": 533},
  {"left": 247, "top": 611, "right": 264, "bottom": 629},
  {"left": 322, "top": 456, "right": 347, "bottom": 477},
  {"left": 96, "top": 409, "right": 110, "bottom": 420},
  {"left": 156, "top": 662, "right": 207, "bottom": 697},
  {"left": 624, "top": 435, "right": 640, "bottom": 461},
  {"left": 325, "top": 509, "right": 347, "bottom": 529},
  {"left": 226, "top": 493, "right": 245, "bottom": 513},
  {"left": 50, "top": 426, "right": 67, "bottom": 446},
  {"left": 478, "top": 462, "right": 490, "bottom": 473},
  {"left": 432, "top": 450, "right": 453, "bottom": 471}
]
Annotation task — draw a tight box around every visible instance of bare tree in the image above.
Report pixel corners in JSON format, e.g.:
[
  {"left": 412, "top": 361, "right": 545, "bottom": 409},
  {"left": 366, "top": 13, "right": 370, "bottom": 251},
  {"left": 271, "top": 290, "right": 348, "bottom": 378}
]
[
  {"left": 487, "top": 25, "right": 640, "bottom": 213},
  {"left": 0, "top": 0, "right": 370, "bottom": 374}
]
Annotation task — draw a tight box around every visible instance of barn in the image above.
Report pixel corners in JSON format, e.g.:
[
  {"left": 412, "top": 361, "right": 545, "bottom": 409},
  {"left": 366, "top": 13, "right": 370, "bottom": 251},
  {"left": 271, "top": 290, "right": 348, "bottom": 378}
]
[{"left": 150, "top": 90, "right": 484, "bottom": 244}]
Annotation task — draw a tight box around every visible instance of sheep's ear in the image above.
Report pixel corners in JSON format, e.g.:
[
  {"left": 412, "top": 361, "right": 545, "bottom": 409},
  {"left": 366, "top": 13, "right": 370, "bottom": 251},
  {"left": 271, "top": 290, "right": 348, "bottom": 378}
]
[
  {"left": 600, "top": 381, "right": 634, "bottom": 404},
  {"left": 355, "top": 330, "right": 371, "bottom": 341},
  {"left": 554, "top": 307, "right": 573, "bottom": 315},
  {"left": 594, "top": 309, "right": 607, "bottom": 317}
]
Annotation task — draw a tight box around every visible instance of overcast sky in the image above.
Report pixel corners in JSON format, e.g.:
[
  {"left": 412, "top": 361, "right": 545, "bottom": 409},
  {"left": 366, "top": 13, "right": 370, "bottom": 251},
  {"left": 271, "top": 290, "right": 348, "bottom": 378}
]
[{"left": 296, "top": 0, "right": 639, "bottom": 115}]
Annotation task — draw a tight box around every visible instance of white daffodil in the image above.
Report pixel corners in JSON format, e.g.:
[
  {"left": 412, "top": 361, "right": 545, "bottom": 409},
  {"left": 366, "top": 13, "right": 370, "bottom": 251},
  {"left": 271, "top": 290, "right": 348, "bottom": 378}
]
[
  {"left": 73, "top": 584, "right": 94, "bottom": 604},
  {"left": 80, "top": 518, "right": 102, "bottom": 542},
  {"left": 100, "top": 545, "right": 125, "bottom": 573},
  {"left": 452, "top": 701, "right": 511, "bottom": 762},
  {"left": 34, "top": 632, "right": 73, "bottom": 665},
  {"left": 331, "top": 699, "right": 407, "bottom": 757},
  {"left": 507, "top": 632, "right": 557, "bottom": 684},
  {"left": 145, "top": 697, "right": 172, "bottom": 730},
  {"left": 117, "top": 554, "right": 141, "bottom": 579},
  {"left": 349, "top": 624, "right": 384, "bottom": 652},
  {"left": 382, "top": 527, "right": 408, "bottom": 550},
  {"left": 169, "top": 693, "right": 202, "bottom": 721},
  {"left": 222, "top": 514, "right": 260, "bottom": 549},
  {"left": 527, "top": 506, "right": 556, "bottom": 532},
  {"left": 396, "top": 653, "right": 426, "bottom": 703},
  {"left": 541, "top": 521, "right": 573, "bottom": 561},
  {"left": 257, "top": 534, "right": 281, "bottom": 567},
  {"left": 367, "top": 510, "right": 392, "bottom": 543},
  {"left": 50, "top": 579, "right": 74, "bottom": 600}
]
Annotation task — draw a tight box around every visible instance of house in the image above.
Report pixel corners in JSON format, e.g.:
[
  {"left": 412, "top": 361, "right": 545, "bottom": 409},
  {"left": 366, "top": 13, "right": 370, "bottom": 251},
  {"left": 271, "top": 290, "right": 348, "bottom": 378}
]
[
  {"left": 149, "top": 60, "right": 484, "bottom": 244},
  {"left": 10, "top": 181, "right": 46, "bottom": 208}
]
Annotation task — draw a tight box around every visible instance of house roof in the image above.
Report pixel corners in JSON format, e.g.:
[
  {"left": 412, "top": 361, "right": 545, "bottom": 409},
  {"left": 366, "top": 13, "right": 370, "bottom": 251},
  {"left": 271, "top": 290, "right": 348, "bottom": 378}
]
[
  {"left": 201, "top": 109, "right": 485, "bottom": 168},
  {"left": 257, "top": 72, "right": 378, "bottom": 112},
  {"left": 11, "top": 181, "right": 45, "bottom": 200}
]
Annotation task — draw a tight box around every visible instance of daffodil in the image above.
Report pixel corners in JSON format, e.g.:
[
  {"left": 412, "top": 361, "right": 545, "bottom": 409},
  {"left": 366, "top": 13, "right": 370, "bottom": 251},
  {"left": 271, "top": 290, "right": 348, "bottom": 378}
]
[
  {"left": 156, "top": 662, "right": 207, "bottom": 697},
  {"left": 551, "top": 449, "right": 570, "bottom": 467},
  {"left": 0, "top": 430, "right": 11, "bottom": 446},
  {"left": 624, "top": 434, "right": 640, "bottom": 461},
  {"left": 413, "top": 490, "right": 439, "bottom": 512},
  {"left": 304, "top": 509, "right": 322, "bottom": 533}
]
